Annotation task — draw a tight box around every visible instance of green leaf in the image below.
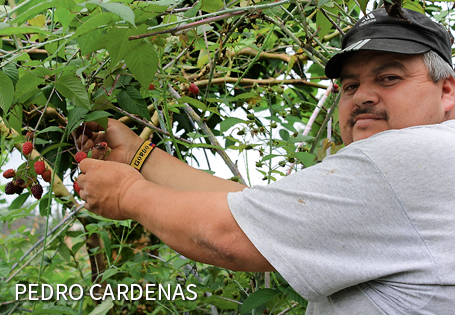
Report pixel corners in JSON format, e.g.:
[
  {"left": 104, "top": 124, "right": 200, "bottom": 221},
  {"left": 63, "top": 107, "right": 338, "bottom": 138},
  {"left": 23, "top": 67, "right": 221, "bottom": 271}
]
[
  {"left": 9, "top": 0, "right": 75, "bottom": 26},
  {"left": 316, "top": 10, "right": 333, "bottom": 39},
  {"left": 117, "top": 87, "right": 151, "bottom": 120},
  {"left": 101, "top": 268, "right": 118, "bottom": 283},
  {"left": 201, "top": 0, "right": 224, "bottom": 12},
  {"left": 15, "top": 71, "right": 45, "bottom": 102},
  {"left": 58, "top": 242, "right": 72, "bottom": 263},
  {"left": 240, "top": 289, "right": 280, "bottom": 314},
  {"left": 39, "top": 196, "right": 51, "bottom": 217},
  {"left": 36, "top": 126, "right": 64, "bottom": 135},
  {"left": 35, "top": 306, "right": 79, "bottom": 315},
  {"left": 357, "top": 0, "right": 369, "bottom": 15},
  {"left": 84, "top": 111, "right": 112, "bottom": 122},
  {"left": 99, "top": 230, "right": 112, "bottom": 261},
  {"left": 55, "top": 75, "right": 90, "bottom": 109},
  {"left": 220, "top": 117, "right": 245, "bottom": 133},
  {"left": 106, "top": 25, "right": 148, "bottom": 66},
  {"left": 124, "top": 42, "right": 158, "bottom": 90},
  {"left": 204, "top": 295, "right": 239, "bottom": 310},
  {"left": 85, "top": 0, "right": 136, "bottom": 27},
  {"left": 0, "top": 259, "right": 11, "bottom": 278},
  {"left": 67, "top": 107, "right": 89, "bottom": 134},
  {"left": 88, "top": 297, "right": 114, "bottom": 315},
  {"left": 9, "top": 193, "right": 30, "bottom": 210},
  {"left": 40, "top": 143, "right": 73, "bottom": 157},
  {"left": 0, "top": 71, "right": 14, "bottom": 113},
  {"left": 2, "top": 62, "right": 18, "bottom": 85},
  {"left": 403, "top": 0, "right": 424, "bottom": 13},
  {"left": 295, "top": 152, "right": 316, "bottom": 166},
  {"left": 77, "top": 28, "right": 108, "bottom": 55},
  {"left": 177, "top": 96, "right": 207, "bottom": 111},
  {"left": 72, "top": 12, "right": 115, "bottom": 39}
]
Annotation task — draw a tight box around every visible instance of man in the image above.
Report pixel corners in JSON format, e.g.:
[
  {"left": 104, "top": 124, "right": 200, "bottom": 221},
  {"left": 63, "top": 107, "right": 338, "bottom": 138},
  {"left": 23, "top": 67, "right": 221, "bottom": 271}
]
[{"left": 77, "top": 8, "right": 455, "bottom": 314}]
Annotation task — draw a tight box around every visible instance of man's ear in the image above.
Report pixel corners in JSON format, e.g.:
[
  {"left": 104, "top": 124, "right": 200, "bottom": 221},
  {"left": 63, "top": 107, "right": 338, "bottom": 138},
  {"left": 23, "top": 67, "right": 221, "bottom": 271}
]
[{"left": 441, "top": 76, "right": 455, "bottom": 113}]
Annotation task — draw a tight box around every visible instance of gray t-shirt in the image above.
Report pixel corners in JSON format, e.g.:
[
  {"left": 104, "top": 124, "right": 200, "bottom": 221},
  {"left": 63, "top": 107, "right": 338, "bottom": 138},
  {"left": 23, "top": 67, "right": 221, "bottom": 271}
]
[{"left": 228, "top": 121, "right": 455, "bottom": 314}]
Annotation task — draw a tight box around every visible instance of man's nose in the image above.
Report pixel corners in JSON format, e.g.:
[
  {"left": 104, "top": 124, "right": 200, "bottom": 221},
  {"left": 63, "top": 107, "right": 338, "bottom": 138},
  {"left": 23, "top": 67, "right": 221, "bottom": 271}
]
[{"left": 352, "top": 84, "right": 379, "bottom": 107}]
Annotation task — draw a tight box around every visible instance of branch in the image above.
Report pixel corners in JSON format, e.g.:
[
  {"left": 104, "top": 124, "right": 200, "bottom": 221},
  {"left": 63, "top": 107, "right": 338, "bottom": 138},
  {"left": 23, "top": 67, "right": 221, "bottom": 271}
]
[
  {"left": 129, "top": 0, "right": 299, "bottom": 40},
  {"left": 184, "top": 77, "right": 328, "bottom": 91},
  {"left": 168, "top": 85, "right": 247, "bottom": 185}
]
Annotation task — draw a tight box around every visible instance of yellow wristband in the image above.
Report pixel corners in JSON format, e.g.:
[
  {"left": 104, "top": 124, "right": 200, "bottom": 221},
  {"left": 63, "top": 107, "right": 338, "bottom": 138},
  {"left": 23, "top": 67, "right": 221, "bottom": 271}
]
[{"left": 130, "top": 141, "right": 156, "bottom": 171}]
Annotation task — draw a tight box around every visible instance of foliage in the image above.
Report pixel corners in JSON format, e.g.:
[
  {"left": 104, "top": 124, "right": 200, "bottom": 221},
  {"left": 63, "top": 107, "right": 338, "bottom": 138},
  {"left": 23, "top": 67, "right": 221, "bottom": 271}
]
[{"left": 0, "top": 0, "right": 453, "bottom": 314}]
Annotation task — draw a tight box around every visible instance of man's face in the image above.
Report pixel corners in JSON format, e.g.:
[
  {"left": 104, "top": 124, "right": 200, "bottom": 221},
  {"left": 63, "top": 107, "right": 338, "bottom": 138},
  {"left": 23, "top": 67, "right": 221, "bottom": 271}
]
[{"left": 338, "top": 51, "right": 452, "bottom": 145}]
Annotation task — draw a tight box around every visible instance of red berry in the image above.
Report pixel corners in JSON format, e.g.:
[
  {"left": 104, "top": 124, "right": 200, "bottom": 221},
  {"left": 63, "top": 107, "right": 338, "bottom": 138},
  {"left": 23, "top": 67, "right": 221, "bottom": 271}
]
[
  {"left": 75, "top": 151, "right": 87, "bottom": 164},
  {"left": 42, "top": 169, "right": 52, "bottom": 183},
  {"left": 3, "top": 169, "right": 16, "bottom": 179},
  {"left": 25, "top": 131, "right": 34, "bottom": 141},
  {"left": 75, "top": 125, "right": 93, "bottom": 140},
  {"left": 73, "top": 181, "right": 81, "bottom": 194},
  {"left": 5, "top": 182, "right": 18, "bottom": 195},
  {"left": 22, "top": 141, "right": 33, "bottom": 155},
  {"left": 34, "top": 161, "right": 46, "bottom": 175},
  {"left": 148, "top": 83, "right": 156, "bottom": 90},
  {"left": 31, "top": 184, "right": 43, "bottom": 200},
  {"left": 189, "top": 83, "right": 199, "bottom": 95}
]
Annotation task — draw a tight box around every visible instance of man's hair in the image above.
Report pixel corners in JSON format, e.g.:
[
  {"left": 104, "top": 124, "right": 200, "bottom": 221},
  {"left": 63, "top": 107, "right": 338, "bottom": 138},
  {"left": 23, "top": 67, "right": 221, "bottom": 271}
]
[{"left": 423, "top": 50, "right": 455, "bottom": 82}]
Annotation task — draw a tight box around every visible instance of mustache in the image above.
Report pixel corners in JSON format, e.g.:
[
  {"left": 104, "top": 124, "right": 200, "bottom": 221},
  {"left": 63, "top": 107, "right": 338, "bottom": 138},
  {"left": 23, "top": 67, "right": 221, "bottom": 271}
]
[{"left": 348, "top": 107, "right": 388, "bottom": 127}]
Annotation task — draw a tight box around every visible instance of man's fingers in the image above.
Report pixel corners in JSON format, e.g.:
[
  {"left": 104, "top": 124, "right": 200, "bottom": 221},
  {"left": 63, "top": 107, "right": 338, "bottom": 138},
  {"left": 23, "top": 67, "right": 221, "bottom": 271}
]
[{"left": 79, "top": 158, "right": 101, "bottom": 174}]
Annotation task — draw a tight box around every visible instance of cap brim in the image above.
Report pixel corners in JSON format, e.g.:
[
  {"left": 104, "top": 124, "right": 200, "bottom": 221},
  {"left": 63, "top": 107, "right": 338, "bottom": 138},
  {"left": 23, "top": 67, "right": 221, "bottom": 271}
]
[{"left": 325, "top": 38, "right": 432, "bottom": 79}]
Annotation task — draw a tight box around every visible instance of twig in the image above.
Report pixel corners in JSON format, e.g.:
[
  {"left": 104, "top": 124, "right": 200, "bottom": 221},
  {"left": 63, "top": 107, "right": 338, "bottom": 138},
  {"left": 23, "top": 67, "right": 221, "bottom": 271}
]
[
  {"left": 320, "top": 8, "right": 346, "bottom": 36},
  {"left": 114, "top": 106, "right": 193, "bottom": 145},
  {"left": 129, "top": 0, "right": 298, "bottom": 40},
  {"left": 286, "top": 82, "right": 334, "bottom": 175},
  {"left": 168, "top": 85, "right": 247, "bottom": 185}
]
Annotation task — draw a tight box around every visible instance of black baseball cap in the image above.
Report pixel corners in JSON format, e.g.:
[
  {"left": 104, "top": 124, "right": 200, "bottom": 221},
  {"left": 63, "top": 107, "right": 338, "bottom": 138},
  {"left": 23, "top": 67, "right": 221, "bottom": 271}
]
[{"left": 325, "top": 8, "right": 453, "bottom": 79}]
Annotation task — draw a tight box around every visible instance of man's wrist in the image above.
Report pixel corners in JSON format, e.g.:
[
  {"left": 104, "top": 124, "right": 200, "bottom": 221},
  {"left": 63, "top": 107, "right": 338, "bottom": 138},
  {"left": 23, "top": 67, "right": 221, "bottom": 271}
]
[{"left": 129, "top": 140, "right": 156, "bottom": 171}]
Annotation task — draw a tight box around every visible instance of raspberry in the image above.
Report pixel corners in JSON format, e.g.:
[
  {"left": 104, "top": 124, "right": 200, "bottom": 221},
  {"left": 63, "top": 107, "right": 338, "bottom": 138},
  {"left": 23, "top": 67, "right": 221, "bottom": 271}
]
[
  {"left": 25, "top": 131, "right": 34, "bottom": 141},
  {"left": 5, "top": 181, "right": 18, "bottom": 195},
  {"left": 34, "top": 161, "right": 46, "bottom": 175},
  {"left": 189, "top": 83, "right": 199, "bottom": 95},
  {"left": 22, "top": 141, "right": 33, "bottom": 155},
  {"left": 31, "top": 184, "right": 43, "bottom": 200},
  {"left": 41, "top": 169, "right": 52, "bottom": 183},
  {"left": 73, "top": 181, "right": 81, "bottom": 194},
  {"left": 148, "top": 83, "right": 156, "bottom": 90},
  {"left": 75, "top": 125, "right": 93, "bottom": 140},
  {"left": 3, "top": 169, "right": 16, "bottom": 179},
  {"left": 75, "top": 151, "right": 87, "bottom": 164}
]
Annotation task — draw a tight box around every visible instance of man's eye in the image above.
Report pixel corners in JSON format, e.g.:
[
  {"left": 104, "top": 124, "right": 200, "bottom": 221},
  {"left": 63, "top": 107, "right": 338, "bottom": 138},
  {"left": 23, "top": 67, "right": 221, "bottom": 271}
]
[
  {"left": 381, "top": 75, "right": 400, "bottom": 83},
  {"left": 343, "top": 84, "right": 358, "bottom": 92}
]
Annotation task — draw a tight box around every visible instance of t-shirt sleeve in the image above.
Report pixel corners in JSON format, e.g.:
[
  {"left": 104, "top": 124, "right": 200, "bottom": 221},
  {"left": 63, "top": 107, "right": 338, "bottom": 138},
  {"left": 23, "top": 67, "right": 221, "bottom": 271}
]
[{"left": 227, "top": 146, "right": 437, "bottom": 301}]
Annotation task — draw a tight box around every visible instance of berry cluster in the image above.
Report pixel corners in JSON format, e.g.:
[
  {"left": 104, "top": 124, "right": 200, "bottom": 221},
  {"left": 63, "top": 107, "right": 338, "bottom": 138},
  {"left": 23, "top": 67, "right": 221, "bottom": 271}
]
[
  {"left": 3, "top": 167, "right": 43, "bottom": 200},
  {"left": 1, "top": 133, "right": 51, "bottom": 200}
]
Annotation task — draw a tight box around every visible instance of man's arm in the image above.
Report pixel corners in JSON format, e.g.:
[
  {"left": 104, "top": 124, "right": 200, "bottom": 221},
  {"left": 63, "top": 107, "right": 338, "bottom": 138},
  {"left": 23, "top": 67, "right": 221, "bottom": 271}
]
[
  {"left": 77, "top": 159, "right": 273, "bottom": 272},
  {"left": 79, "top": 119, "right": 246, "bottom": 192}
]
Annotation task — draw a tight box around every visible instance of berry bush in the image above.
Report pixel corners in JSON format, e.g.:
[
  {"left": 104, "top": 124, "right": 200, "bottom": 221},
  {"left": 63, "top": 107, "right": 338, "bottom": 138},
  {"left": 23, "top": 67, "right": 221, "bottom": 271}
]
[{"left": 0, "top": 0, "right": 453, "bottom": 314}]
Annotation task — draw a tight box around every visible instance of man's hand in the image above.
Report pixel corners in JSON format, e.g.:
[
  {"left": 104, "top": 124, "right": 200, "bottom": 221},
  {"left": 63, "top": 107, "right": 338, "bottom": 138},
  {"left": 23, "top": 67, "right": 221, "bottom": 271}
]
[
  {"left": 77, "top": 119, "right": 143, "bottom": 165},
  {"left": 77, "top": 159, "right": 144, "bottom": 220}
]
